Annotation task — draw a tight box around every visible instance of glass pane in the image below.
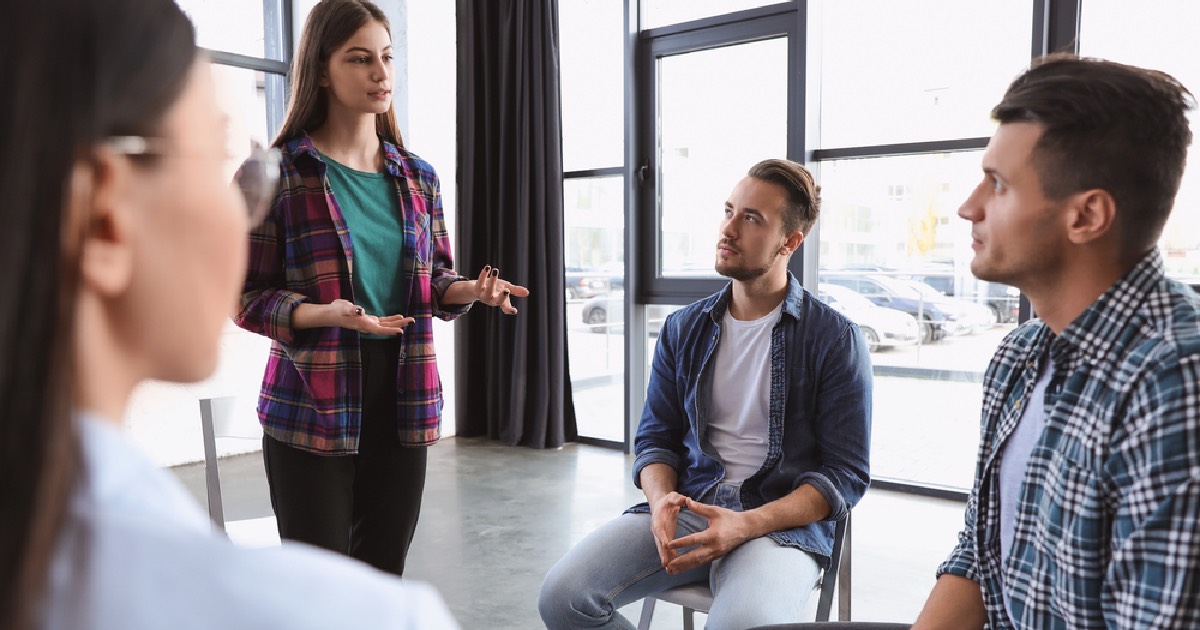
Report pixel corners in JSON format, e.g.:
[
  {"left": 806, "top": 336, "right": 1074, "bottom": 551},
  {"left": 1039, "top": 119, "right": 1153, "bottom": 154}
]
[
  {"left": 642, "top": 303, "right": 686, "bottom": 391},
  {"left": 642, "top": 0, "right": 777, "bottom": 30},
  {"left": 293, "top": 0, "right": 319, "bottom": 47},
  {"left": 818, "top": 151, "right": 1008, "bottom": 490},
  {"left": 565, "top": 177, "right": 626, "bottom": 441},
  {"left": 211, "top": 65, "right": 270, "bottom": 180},
  {"left": 560, "top": 0, "right": 624, "bottom": 172},
  {"left": 177, "top": 0, "right": 267, "bottom": 58},
  {"left": 1080, "top": 0, "right": 1200, "bottom": 281},
  {"left": 814, "top": 0, "right": 1032, "bottom": 148},
  {"left": 658, "top": 37, "right": 787, "bottom": 277}
]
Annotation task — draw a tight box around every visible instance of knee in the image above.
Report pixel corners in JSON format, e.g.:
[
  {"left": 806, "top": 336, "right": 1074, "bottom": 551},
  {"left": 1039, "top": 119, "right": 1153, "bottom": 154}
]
[
  {"left": 536, "top": 569, "right": 568, "bottom": 624},
  {"left": 537, "top": 565, "right": 580, "bottom": 627},
  {"left": 537, "top": 563, "right": 607, "bottom": 629}
]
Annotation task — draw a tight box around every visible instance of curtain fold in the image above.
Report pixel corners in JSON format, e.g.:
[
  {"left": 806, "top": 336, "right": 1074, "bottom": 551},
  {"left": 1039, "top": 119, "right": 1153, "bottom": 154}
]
[{"left": 454, "top": 0, "right": 576, "bottom": 447}]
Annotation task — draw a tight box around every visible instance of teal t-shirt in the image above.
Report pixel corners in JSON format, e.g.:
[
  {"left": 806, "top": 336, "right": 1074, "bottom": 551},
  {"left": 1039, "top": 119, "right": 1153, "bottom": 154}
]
[{"left": 319, "top": 152, "right": 409, "bottom": 339}]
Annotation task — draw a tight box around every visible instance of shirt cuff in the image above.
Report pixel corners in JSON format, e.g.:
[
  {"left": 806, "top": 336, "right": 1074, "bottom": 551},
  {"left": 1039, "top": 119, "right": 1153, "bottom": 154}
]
[{"left": 632, "top": 448, "right": 681, "bottom": 489}]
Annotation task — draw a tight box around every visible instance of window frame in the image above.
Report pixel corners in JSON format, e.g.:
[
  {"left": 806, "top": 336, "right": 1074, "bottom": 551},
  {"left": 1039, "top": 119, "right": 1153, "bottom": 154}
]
[{"left": 202, "top": 0, "right": 295, "bottom": 142}]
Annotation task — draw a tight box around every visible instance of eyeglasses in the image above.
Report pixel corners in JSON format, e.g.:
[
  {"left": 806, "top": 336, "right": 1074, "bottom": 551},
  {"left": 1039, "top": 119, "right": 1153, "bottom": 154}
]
[{"left": 102, "top": 136, "right": 281, "bottom": 227}]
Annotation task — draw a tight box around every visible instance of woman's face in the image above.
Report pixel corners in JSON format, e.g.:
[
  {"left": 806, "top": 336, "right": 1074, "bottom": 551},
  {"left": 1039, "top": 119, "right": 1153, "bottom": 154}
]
[
  {"left": 322, "top": 20, "right": 394, "bottom": 116},
  {"left": 121, "top": 59, "right": 248, "bottom": 382}
]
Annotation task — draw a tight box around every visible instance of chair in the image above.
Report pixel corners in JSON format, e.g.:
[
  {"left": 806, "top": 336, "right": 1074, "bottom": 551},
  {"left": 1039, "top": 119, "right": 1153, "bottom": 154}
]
[
  {"left": 199, "top": 396, "right": 279, "bottom": 547},
  {"left": 636, "top": 513, "right": 851, "bottom": 630}
]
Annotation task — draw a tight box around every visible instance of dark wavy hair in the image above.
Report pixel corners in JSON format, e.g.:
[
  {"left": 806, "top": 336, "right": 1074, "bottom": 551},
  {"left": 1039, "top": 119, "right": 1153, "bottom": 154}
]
[
  {"left": 993, "top": 53, "right": 1195, "bottom": 253},
  {"left": 0, "top": 1, "right": 196, "bottom": 627}
]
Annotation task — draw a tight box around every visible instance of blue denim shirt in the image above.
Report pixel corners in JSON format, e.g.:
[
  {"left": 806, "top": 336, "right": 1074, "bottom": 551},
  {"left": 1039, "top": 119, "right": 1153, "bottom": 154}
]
[{"left": 630, "top": 274, "right": 873, "bottom": 569}]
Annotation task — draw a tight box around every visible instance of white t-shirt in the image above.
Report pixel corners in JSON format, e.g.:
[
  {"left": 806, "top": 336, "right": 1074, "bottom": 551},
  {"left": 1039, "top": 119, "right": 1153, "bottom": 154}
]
[
  {"left": 707, "top": 302, "right": 783, "bottom": 484},
  {"left": 998, "top": 351, "right": 1052, "bottom": 621},
  {"left": 39, "top": 414, "right": 459, "bottom": 630}
]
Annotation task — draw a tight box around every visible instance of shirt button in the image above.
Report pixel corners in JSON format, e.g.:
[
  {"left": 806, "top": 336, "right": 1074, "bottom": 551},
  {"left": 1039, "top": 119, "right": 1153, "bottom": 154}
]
[{"left": 400, "top": 351, "right": 407, "bottom": 360}]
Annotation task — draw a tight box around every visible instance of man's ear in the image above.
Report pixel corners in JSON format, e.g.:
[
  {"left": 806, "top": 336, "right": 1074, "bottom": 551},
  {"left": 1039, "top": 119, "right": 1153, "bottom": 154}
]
[
  {"left": 780, "top": 230, "right": 805, "bottom": 256},
  {"left": 70, "top": 149, "right": 137, "bottom": 298},
  {"left": 1065, "top": 189, "right": 1117, "bottom": 246}
]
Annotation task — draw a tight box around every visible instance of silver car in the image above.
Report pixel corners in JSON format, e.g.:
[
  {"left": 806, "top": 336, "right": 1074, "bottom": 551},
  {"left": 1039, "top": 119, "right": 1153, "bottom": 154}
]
[{"left": 818, "top": 284, "right": 920, "bottom": 351}]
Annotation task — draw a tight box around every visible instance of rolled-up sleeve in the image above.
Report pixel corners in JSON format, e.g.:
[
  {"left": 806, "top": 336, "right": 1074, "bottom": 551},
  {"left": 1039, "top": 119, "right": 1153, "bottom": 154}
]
[
  {"left": 427, "top": 178, "right": 471, "bottom": 321},
  {"left": 937, "top": 488, "right": 981, "bottom": 582},
  {"left": 632, "top": 312, "right": 687, "bottom": 488},
  {"left": 793, "top": 322, "right": 873, "bottom": 521},
  {"left": 235, "top": 196, "right": 308, "bottom": 345}
]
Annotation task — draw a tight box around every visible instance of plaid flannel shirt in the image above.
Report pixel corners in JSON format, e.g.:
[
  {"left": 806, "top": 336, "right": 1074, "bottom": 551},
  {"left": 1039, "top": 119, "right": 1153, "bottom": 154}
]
[
  {"left": 938, "top": 250, "right": 1200, "bottom": 628},
  {"left": 235, "top": 136, "right": 469, "bottom": 454}
]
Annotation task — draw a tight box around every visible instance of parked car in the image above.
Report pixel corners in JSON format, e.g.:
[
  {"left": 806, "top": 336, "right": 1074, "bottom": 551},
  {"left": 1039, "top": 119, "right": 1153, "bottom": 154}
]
[
  {"left": 819, "top": 272, "right": 960, "bottom": 343},
  {"left": 565, "top": 267, "right": 609, "bottom": 300},
  {"left": 894, "top": 278, "right": 996, "bottom": 334},
  {"left": 818, "top": 284, "right": 920, "bottom": 351},
  {"left": 581, "top": 292, "right": 615, "bottom": 328},
  {"left": 579, "top": 291, "right": 669, "bottom": 335},
  {"left": 905, "top": 272, "right": 1020, "bottom": 323}
]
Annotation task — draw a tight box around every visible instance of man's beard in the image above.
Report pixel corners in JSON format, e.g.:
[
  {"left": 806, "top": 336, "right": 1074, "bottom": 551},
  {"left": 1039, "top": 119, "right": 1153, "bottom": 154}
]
[{"left": 714, "top": 250, "right": 777, "bottom": 281}]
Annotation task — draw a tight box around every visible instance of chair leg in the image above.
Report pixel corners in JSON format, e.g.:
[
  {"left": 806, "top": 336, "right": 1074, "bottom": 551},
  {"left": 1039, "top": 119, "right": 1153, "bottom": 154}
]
[
  {"left": 636, "top": 597, "right": 656, "bottom": 630},
  {"left": 199, "top": 398, "right": 225, "bottom": 531},
  {"left": 683, "top": 607, "right": 695, "bottom": 630}
]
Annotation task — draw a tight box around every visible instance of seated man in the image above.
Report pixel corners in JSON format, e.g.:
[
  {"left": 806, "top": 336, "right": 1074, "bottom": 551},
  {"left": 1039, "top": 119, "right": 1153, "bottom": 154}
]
[
  {"left": 539, "top": 159, "right": 873, "bottom": 629},
  {"left": 912, "top": 54, "right": 1200, "bottom": 629}
]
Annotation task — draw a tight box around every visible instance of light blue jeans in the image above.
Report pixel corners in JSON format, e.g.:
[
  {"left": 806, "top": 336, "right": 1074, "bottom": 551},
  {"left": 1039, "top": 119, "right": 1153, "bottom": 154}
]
[{"left": 538, "top": 483, "right": 822, "bottom": 630}]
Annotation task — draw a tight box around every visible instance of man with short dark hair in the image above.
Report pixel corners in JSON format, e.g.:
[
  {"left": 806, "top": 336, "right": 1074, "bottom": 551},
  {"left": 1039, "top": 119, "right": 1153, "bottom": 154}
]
[
  {"left": 538, "top": 159, "right": 872, "bottom": 629},
  {"left": 913, "top": 54, "right": 1200, "bottom": 629}
]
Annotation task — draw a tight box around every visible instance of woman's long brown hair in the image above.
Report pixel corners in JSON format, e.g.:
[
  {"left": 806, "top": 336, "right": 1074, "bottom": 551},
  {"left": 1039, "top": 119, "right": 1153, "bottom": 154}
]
[
  {"left": 273, "top": 0, "right": 403, "bottom": 148},
  {"left": 0, "top": 1, "right": 195, "bottom": 628}
]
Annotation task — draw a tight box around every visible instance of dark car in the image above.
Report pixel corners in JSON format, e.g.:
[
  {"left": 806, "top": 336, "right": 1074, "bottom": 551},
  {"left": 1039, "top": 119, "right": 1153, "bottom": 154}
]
[
  {"left": 819, "top": 273, "right": 960, "bottom": 343},
  {"left": 906, "top": 273, "right": 1020, "bottom": 323}
]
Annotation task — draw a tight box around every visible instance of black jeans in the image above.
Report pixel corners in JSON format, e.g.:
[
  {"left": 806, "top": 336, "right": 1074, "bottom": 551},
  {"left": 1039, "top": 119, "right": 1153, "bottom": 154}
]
[{"left": 262, "top": 338, "right": 428, "bottom": 577}]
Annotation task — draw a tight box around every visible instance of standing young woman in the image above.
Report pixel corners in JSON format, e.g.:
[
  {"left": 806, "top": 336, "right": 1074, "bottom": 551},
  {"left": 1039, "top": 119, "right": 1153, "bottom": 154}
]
[
  {"left": 0, "top": 0, "right": 457, "bottom": 628},
  {"left": 236, "top": 0, "right": 527, "bottom": 577}
]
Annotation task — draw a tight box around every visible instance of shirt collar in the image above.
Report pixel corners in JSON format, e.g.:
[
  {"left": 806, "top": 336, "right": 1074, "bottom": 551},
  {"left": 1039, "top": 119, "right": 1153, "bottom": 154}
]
[
  {"left": 283, "top": 134, "right": 405, "bottom": 171},
  {"left": 1051, "top": 248, "right": 1165, "bottom": 362},
  {"left": 706, "top": 272, "right": 806, "bottom": 323}
]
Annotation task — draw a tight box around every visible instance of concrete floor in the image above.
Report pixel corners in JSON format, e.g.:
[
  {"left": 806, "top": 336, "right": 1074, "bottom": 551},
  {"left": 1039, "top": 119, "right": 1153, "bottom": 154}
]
[{"left": 171, "top": 437, "right": 964, "bottom": 629}]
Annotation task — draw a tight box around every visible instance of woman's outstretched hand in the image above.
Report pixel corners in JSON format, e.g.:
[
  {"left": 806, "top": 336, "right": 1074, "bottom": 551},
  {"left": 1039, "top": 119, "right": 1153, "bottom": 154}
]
[
  {"left": 329, "top": 299, "right": 414, "bottom": 334},
  {"left": 472, "top": 265, "right": 529, "bottom": 315}
]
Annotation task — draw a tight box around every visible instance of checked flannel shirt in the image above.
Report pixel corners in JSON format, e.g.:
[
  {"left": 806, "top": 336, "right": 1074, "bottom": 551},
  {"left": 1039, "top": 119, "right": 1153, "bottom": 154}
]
[
  {"left": 236, "top": 136, "right": 469, "bottom": 454},
  {"left": 938, "top": 250, "right": 1200, "bottom": 628}
]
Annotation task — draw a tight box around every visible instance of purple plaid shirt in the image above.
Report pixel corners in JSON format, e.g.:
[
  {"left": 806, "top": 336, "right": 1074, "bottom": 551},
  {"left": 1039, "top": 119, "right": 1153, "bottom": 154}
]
[{"left": 235, "top": 136, "right": 469, "bottom": 454}]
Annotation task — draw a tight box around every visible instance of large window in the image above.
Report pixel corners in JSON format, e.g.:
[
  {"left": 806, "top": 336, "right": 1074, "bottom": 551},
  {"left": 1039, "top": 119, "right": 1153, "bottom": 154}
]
[
  {"left": 641, "top": 0, "right": 781, "bottom": 30},
  {"left": 560, "top": 0, "right": 627, "bottom": 443},
  {"left": 657, "top": 38, "right": 788, "bottom": 277},
  {"left": 807, "top": 0, "right": 1036, "bottom": 493},
  {"left": 178, "top": 0, "right": 272, "bottom": 59},
  {"left": 814, "top": 0, "right": 1030, "bottom": 148},
  {"left": 816, "top": 152, "right": 1003, "bottom": 489}
]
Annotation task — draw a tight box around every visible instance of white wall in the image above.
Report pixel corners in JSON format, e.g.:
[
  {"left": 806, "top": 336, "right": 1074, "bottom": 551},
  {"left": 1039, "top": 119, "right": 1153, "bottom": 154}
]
[{"left": 127, "top": 0, "right": 461, "bottom": 465}]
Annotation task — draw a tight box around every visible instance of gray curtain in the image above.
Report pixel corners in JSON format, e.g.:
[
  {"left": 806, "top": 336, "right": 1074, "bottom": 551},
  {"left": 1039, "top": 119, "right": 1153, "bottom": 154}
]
[{"left": 454, "top": 0, "right": 576, "bottom": 447}]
